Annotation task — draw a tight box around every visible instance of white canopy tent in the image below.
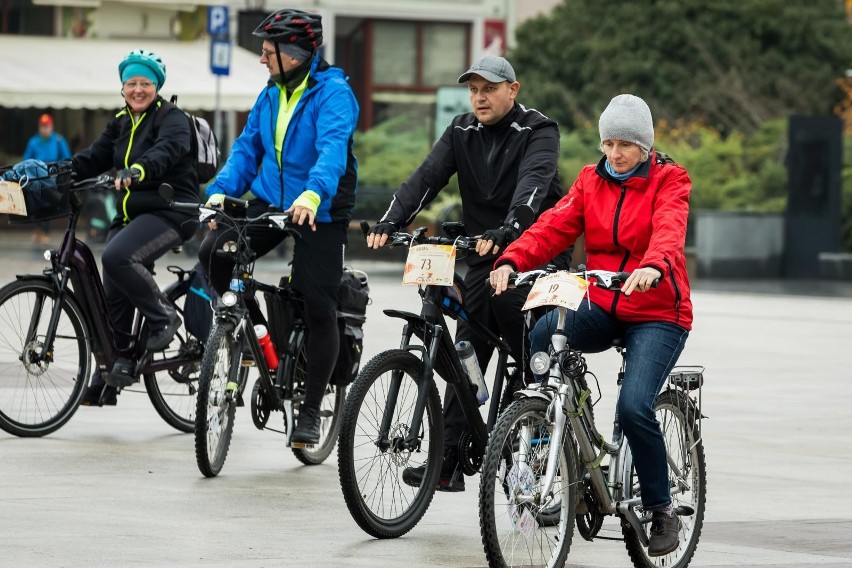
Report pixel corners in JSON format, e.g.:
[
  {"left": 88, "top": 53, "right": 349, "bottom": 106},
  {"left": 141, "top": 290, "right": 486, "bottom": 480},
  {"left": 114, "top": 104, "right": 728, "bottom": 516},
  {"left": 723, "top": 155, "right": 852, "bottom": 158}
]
[{"left": 0, "top": 36, "right": 269, "bottom": 111}]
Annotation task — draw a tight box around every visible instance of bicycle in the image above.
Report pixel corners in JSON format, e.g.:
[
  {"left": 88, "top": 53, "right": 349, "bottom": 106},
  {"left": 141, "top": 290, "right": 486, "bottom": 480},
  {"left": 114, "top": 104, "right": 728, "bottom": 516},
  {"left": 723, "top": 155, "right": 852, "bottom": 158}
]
[
  {"left": 478, "top": 267, "right": 706, "bottom": 568},
  {"left": 337, "top": 223, "right": 533, "bottom": 539},
  {"left": 0, "top": 162, "right": 204, "bottom": 437},
  {"left": 167, "top": 195, "right": 350, "bottom": 477}
]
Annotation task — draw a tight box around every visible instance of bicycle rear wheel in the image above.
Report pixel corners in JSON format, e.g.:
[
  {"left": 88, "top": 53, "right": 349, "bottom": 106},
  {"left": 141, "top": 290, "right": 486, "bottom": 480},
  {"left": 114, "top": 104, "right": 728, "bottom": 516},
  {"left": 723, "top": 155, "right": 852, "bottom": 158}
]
[
  {"left": 143, "top": 278, "right": 203, "bottom": 433},
  {"left": 194, "top": 319, "right": 243, "bottom": 477},
  {"left": 622, "top": 389, "right": 706, "bottom": 568},
  {"left": 291, "top": 334, "right": 346, "bottom": 465},
  {"left": 0, "top": 279, "right": 90, "bottom": 437},
  {"left": 337, "top": 349, "right": 443, "bottom": 538},
  {"left": 479, "top": 397, "right": 577, "bottom": 568}
]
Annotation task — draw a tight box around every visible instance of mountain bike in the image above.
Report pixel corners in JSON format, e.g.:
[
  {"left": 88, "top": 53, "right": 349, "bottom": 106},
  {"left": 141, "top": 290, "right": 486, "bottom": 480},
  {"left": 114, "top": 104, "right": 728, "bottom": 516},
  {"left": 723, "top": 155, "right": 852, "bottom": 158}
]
[
  {"left": 478, "top": 267, "right": 706, "bottom": 568},
  {"left": 0, "top": 162, "right": 204, "bottom": 436},
  {"left": 167, "top": 195, "right": 349, "bottom": 477},
  {"left": 337, "top": 223, "right": 532, "bottom": 539}
]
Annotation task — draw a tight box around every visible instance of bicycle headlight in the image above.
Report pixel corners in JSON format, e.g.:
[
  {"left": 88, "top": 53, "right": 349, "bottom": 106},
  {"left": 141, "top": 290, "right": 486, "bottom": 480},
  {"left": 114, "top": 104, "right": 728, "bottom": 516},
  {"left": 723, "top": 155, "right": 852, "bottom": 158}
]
[
  {"left": 224, "top": 241, "right": 238, "bottom": 254},
  {"left": 530, "top": 351, "right": 551, "bottom": 375},
  {"left": 221, "top": 290, "right": 238, "bottom": 307}
]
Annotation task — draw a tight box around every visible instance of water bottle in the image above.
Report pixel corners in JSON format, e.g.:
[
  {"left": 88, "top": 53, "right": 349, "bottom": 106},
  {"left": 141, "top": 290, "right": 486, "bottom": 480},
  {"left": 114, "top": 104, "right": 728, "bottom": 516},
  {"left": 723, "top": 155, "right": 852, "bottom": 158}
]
[
  {"left": 255, "top": 325, "right": 279, "bottom": 370},
  {"left": 455, "top": 340, "right": 488, "bottom": 405}
]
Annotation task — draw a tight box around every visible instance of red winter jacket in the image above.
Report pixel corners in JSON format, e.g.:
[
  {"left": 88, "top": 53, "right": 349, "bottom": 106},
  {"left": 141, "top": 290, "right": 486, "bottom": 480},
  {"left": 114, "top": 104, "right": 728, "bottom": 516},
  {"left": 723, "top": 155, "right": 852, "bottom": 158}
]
[{"left": 498, "top": 152, "right": 693, "bottom": 330}]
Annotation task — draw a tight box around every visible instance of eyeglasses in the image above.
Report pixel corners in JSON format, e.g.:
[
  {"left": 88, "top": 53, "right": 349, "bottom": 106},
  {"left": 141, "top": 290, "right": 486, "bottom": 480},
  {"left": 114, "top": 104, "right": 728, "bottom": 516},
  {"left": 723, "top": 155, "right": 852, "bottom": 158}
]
[
  {"left": 260, "top": 47, "right": 280, "bottom": 59},
  {"left": 123, "top": 80, "right": 155, "bottom": 91}
]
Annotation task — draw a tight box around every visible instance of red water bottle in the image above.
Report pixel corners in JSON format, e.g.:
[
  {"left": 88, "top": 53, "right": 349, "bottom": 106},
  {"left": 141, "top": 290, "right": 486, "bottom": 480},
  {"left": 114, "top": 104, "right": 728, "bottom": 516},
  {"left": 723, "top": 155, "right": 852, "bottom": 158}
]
[{"left": 255, "top": 325, "right": 279, "bottom": 370}]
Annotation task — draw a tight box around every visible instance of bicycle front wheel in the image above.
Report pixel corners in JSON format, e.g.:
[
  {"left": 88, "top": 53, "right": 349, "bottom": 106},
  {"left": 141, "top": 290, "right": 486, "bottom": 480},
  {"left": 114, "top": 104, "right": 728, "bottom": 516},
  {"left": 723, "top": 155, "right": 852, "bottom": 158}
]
[
  {"left": 337, "top": 349, "right": 443, "bottom": 539},
  {"left": 291, "top": 334, "right": 346, "bottom": 465},
  {"left": 0, "top": 279, "right": 90, "bottom": 437},
  {"left": 194, "top": 319, "right": 242, "bottom": 477},
  {"left": 479, "top": 397, "right": 577, "bottom": 568},
  {"left": 622, "top": 388, "right": 706, "bottom": 568},
  {"left": 143, "top": 278, "right": 203, "bottom": 432}
]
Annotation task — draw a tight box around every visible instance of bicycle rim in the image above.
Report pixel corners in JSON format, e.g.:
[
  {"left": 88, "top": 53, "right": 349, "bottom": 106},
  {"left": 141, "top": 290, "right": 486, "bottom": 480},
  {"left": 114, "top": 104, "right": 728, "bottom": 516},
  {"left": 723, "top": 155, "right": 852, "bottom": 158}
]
[
  {"left": 0, "top": 280, "right": 89, "bottom": 437},
  {"left": 480, "top": 397, "right": 576, "bottom": 568},
  {"left": 194, "top": 321, "right": 238, "bottom": 477},
  {"left": 337, "top": 350, "right": 443, "bottom": 539},
  {"left": 623, "top": 389, "right": 706, "bottom": 568},
  {"left": 144, "top": 280, "right": 202, "bottom": 433}
]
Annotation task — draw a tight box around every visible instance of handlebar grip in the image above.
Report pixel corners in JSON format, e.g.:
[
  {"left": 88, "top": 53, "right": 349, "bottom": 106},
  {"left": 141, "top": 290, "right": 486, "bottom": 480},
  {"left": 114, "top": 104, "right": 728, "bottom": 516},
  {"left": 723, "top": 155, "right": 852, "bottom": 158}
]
[
  {"left": 360, "top": 220, "right": 371, "bottom": 237},
  {"left": 170, "top": 201, "right": 201, "bottom": 213}
]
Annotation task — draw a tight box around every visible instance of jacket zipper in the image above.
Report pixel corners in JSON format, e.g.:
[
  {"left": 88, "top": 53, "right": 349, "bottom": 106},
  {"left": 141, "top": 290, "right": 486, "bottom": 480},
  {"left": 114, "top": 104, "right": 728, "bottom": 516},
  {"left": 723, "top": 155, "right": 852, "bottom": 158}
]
[
  {"left": 610, "top": 184, "right": 628, "bottom": 316},
  {"left": 121, "top": 112, "right": 146, "bottom": 223},
  {"left": 663, "top": 258, "right": 682, "bottom": 323}
]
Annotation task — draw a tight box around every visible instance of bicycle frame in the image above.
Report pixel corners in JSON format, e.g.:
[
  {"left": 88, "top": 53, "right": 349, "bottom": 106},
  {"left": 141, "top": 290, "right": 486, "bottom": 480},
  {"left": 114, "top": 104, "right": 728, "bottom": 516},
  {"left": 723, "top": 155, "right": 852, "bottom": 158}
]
[
  {"left": 17, "top": 182, "right": 197, "bottom": 383},
  {"left": 378, "top": 280, "right": 515, "bottom": 458}
]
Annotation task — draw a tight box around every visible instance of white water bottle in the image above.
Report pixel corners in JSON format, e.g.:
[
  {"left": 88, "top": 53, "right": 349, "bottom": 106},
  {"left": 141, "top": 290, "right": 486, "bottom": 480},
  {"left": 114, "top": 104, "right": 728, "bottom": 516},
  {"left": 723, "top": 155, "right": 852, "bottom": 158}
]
[{"left": 455, "top": 340, "right": 488, "bottom": 405}]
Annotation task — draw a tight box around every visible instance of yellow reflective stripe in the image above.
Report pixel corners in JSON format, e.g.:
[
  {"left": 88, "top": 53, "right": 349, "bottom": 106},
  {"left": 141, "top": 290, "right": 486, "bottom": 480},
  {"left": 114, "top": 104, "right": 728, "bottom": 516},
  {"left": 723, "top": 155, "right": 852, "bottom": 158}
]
[
  {"left": 292, "top": 190, "right": 321, "bottom": 214},
  {"left": 130, "top": 163, "right": 145, "bottom": 182},
  {"left": 121, "top": 112, "right": 146, "bottom": 222}
]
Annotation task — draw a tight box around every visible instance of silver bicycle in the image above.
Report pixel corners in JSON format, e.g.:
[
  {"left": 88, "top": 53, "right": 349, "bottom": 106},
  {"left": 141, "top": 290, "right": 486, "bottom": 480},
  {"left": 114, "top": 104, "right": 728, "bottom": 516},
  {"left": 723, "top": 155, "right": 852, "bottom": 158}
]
[{"left": 478, "top": 268, "right": 706, "bottom": 568}]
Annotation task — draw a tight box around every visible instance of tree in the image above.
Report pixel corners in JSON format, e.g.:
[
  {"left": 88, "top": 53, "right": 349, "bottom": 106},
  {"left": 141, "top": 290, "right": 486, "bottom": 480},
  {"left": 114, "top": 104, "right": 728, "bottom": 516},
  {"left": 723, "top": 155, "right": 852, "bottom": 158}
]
[{"left": 512, "top": 0, "right": 852, "bottom": 135}]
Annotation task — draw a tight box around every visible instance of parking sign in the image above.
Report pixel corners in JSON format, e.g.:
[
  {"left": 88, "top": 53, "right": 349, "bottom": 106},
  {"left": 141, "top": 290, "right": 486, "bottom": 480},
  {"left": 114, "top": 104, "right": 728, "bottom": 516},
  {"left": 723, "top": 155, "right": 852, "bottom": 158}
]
[
  {"left": 210, "top": 39, "right": 231, "bottom": 76},
  {"left": 207, "top": 6, "right": 229, "bottom": 37}
]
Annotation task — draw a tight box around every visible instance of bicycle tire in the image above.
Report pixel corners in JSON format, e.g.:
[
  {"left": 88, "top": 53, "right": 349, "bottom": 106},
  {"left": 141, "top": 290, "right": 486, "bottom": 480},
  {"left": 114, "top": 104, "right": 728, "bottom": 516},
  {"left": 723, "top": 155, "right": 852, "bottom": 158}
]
[
  {"left": 337, "top": 349, "right": 443, "bottom": 539},
  {"left": 143, "top": 278, "right": 203, "bottom": 433},
  {"left": 622, "top": 388, "right": 706, "bottom": 568},
  {"left": 0, "top": 279, "right": 90, "bottom": 437},
  {"left": 291, "top": 329, "right": 346, "bottom": 464},
  {"left": 479, "top": 397, "right": 577, "bottom": 568},
  {"left": 194, "top": 319, "right": 241, "bottom": 477}
]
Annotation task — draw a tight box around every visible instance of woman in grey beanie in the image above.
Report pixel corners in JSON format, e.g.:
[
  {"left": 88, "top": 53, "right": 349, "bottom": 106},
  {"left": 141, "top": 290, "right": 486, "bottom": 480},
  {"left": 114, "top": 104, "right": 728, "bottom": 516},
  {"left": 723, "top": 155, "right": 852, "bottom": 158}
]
[{"left": 491, "top": 94, "right": 695, "bottom": 560}]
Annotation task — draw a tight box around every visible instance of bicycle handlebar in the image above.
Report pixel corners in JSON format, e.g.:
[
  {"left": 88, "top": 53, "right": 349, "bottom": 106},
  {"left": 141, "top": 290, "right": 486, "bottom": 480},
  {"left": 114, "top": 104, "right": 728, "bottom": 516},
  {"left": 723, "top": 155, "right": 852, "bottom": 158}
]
[
  {"left": 499, "top": 267, "right": 659, "bottom": 291},
  {"left": 361, "top": 221, "right": 479, "bottom": 251}
]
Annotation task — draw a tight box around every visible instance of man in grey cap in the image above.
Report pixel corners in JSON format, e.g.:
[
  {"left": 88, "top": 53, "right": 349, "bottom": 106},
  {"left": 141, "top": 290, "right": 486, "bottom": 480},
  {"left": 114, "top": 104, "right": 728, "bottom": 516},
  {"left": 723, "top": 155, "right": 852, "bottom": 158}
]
[{"left": 366, "top": 54, "right": 570, "bottom": 492}]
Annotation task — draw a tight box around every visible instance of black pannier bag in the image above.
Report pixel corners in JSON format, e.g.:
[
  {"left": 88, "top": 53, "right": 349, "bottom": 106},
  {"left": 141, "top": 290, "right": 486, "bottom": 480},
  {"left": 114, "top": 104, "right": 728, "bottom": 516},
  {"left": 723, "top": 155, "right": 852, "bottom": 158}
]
[
  {"left": 331, "top": 268, "right": 370, "bottom": 386},
  {"left": 264, "top": 276, "right": 295, "bottom": 356},
  {"left": 184, "top": 264, "right": 215, "bottom": 341}
]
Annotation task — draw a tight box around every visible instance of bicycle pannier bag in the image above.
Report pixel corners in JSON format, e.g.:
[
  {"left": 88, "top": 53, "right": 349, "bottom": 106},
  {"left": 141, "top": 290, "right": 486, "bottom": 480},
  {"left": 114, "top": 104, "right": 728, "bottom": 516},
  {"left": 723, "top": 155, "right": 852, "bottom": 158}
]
[
  {"left": 331, "top": 268, "right": 370, "bottom": 386},
  {"left": 184, "top": 264, "right": 215, "bottom": 341}
]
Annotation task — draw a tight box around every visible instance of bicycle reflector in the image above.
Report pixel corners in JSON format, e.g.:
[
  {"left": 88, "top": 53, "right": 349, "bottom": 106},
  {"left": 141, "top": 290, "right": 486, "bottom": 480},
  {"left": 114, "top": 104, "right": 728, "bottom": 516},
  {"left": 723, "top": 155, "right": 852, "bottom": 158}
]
[
  {"left": 221, "top": 290, "right": 238, "bottom": 307},
  {"left": 530, "top": 352, "right": 551, "bottom": 375}
]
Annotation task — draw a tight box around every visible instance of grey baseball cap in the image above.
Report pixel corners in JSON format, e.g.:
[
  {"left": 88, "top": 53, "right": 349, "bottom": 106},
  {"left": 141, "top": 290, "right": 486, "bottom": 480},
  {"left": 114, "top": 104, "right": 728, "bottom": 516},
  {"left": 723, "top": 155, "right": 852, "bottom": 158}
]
[{"left": 457, "top": 55, "right": 516, "bottom": 84}]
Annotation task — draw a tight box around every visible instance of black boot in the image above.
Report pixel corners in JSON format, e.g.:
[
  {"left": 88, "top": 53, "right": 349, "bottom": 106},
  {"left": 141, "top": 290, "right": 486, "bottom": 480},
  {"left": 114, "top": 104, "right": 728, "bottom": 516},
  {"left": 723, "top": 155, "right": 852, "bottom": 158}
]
[
  {"left": 81, "top": 370, "right": 118, "bottom": 407},
  {"left": 401, "top": 446, "right": 465, "bottom": 492},
  {"left": 291, "top": 406, "right": 321, "bottom": 445}
]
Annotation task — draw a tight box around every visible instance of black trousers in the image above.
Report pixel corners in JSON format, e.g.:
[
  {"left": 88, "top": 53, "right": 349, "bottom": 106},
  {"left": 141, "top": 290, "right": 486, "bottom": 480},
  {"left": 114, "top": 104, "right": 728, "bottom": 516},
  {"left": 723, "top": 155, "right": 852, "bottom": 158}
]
[
  {"left": 198, "top": 200, "right": 346, "bottom": 411},
  {"left": 442, "top": 261, "right": 529, "bottom": 448},
  {"left": 102, "top": 214, "right": 184, "bottom": 350}
]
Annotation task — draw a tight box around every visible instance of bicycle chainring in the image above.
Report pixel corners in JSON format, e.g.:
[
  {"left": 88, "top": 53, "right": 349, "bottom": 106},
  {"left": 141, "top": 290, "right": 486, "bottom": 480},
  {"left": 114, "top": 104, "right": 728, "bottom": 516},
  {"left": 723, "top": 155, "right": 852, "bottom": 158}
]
[
  {"left": 250, "top": 378, "right": 271, "bottom": 430},
  {"left": 458, "top": 431, "right": 484, "bottom": 476}
]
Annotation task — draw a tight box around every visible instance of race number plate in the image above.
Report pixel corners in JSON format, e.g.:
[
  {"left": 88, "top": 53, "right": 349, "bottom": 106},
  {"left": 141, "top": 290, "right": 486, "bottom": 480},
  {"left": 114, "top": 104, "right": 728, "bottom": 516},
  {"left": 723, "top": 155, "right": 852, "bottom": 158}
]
[
  {"left": 0, "top": 180, "right": 27, "bottom": 216},
  {"left": 403, "top": 244, "right": 456, "bottom": 286},
  {"left": 522, "top": 271, "right": 589, "bottom": 311}
]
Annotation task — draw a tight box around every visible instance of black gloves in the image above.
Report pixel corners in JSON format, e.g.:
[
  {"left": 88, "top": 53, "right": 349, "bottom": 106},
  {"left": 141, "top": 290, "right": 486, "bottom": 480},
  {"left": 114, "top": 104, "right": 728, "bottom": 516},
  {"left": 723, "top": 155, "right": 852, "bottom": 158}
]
[
  {"left": 368, "top": 221, "right": 399, "bottom": 238},
  {"left": 116, "top": 167, "right": 140, "bottom": 186},
  {"left": 480, "top": 225, "right": 519, "bottom": 249}
]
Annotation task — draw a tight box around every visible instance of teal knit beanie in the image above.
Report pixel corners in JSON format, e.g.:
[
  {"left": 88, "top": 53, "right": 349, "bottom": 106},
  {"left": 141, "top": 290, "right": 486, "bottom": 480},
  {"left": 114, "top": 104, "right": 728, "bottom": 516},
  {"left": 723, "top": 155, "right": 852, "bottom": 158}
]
[{"left": 120, "top": 62, "right": 160, "bottom": 90}]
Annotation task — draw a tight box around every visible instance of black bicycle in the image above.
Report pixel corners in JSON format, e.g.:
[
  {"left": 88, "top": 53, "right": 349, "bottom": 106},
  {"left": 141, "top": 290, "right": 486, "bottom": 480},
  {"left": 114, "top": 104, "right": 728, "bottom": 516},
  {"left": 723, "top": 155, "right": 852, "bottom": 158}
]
[
  {"left": 0, "top": 162, "right": 204, "bottom": 436},
  {"left": 337, "top": 222, "right": 533, "bottom": 539},
  {"left": 167, "top": 195, "right": 351, "bottom": 477}
]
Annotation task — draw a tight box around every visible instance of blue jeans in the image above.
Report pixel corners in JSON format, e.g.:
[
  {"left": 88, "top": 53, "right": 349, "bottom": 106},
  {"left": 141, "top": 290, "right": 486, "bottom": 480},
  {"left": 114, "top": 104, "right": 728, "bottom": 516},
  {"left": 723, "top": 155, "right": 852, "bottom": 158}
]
[{"left": 530, "top": 302, "right": 689, "bottom": 510}]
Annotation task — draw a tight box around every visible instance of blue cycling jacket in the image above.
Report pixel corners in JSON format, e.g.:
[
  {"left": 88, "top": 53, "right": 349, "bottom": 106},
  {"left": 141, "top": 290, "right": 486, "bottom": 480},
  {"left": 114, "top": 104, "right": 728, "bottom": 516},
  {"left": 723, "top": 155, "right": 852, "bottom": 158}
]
[{"left": 206, "top": 56, "right": 359, "bottom": 223}]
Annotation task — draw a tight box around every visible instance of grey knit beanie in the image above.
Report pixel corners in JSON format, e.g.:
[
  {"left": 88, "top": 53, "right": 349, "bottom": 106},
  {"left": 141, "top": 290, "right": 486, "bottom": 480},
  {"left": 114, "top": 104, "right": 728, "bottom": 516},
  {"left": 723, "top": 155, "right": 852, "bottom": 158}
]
[{"left": 598, "top": 94, "right": 654, "bottom": 152}]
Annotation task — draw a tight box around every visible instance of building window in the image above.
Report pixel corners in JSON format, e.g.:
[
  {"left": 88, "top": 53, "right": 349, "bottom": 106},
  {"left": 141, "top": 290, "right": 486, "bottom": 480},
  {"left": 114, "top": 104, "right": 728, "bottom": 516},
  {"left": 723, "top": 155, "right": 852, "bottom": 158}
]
[{"left": 371, "top": 19, "right": 469, "bottom": 89}]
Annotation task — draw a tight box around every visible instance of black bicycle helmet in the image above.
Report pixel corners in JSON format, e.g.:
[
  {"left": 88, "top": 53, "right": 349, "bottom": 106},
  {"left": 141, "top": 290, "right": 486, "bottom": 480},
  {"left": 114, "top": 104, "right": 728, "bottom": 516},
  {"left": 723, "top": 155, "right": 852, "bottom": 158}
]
[{"left": 253, "top": 9, "right": 323, "bottom": 51}]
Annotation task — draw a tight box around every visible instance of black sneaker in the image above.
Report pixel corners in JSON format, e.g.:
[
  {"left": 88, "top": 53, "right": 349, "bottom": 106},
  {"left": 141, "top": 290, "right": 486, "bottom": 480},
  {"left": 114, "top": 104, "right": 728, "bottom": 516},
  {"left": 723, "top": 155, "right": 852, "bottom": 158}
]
[
  {"left": 105, "top": 357, "right": 136, "bottom": 388},
  {"left": 146, "top": 311, "right": 181, "bottom": 352},
  {"left": 80, "top": 371, "right": 118, "bottom": 407},
  {"left": 402, "top": 446, "right": 465, "bottom": 492},
  {"left": 291, "top": 406, "right": 321, "bottom": 445},
  {"left": 648, "top": 509, "right": 681, "bottom": 557}
]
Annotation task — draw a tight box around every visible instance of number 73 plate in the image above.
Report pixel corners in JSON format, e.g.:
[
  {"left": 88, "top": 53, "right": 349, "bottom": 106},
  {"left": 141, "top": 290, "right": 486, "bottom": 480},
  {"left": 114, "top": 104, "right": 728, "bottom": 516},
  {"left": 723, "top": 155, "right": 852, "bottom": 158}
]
[
  {"left": 403, "top": 244, "right": 456, "bottom": 286},
  {"left": 522, "top": 271, "right": 589, "bottom": 311}
]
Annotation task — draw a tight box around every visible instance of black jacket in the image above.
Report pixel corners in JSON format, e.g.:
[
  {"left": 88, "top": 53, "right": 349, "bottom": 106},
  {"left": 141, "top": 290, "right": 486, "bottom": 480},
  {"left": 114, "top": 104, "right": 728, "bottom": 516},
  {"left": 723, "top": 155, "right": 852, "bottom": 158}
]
[
  {"left": 380, "top": 103, "right": 568, "bottom": 267},
  {"left": 72, "top": 96, "right": 198, "bottom": 238}
]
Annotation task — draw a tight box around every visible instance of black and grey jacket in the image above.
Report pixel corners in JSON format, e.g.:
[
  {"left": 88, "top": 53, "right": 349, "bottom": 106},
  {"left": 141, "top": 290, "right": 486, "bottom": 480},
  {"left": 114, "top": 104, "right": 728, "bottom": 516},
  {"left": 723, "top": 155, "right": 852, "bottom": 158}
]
[{"left": 380, "top": 102, "right": 568, "bottom": 267}]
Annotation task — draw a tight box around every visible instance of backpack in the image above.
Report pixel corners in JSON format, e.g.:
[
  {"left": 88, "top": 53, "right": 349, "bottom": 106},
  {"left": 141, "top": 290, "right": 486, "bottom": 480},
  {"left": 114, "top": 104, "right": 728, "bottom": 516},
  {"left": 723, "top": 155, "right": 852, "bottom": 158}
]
[{"left": 155, "top": 95, "right": 220, "bottom": 184}]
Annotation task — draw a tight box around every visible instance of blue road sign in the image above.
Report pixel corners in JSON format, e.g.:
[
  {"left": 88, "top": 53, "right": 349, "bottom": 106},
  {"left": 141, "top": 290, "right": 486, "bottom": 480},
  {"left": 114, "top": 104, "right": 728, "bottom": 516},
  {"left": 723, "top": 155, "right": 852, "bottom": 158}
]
[
  {"left": 207, "top": 6, "right": 229, "bottom": 37},
  {"left": 210, "top": 39, "right": 231, "bottom": 76}
]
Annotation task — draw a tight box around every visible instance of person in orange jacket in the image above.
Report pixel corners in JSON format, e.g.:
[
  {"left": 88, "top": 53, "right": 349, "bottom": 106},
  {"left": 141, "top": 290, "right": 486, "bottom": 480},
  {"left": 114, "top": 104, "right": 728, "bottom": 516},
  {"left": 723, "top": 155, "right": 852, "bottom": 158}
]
[{"left": 490, "top": 94, "right": 693, "bottom": 558}]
